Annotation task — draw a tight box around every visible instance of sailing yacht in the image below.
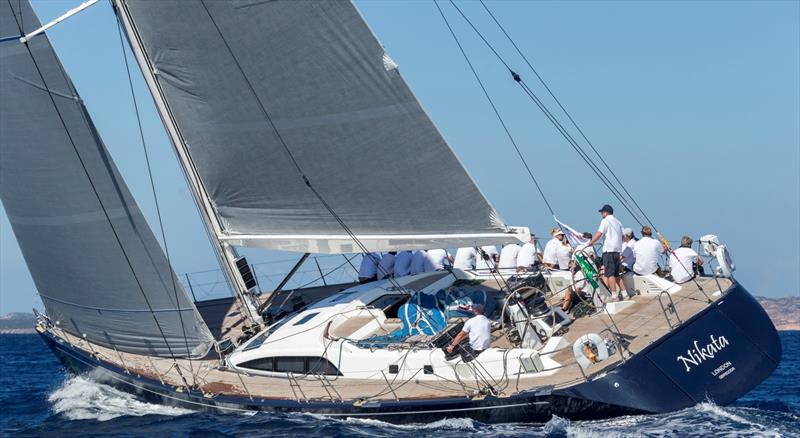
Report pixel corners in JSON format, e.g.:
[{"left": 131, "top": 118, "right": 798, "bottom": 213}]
[{"left": 0, "top": 0, "right": 781, "bottom": 423}]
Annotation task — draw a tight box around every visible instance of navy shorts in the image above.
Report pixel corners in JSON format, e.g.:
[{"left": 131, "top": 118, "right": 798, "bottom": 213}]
[{"left": 602, "top": 252, "right": 622, "bottom": 278}]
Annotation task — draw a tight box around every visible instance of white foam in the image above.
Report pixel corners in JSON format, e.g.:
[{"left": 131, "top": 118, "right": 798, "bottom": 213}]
[
  {"left": 48, "top": 375, "right": 193, "bottom": 422},
  {"left": 341, "top": 416, "right": 476, "bottom": 431}
]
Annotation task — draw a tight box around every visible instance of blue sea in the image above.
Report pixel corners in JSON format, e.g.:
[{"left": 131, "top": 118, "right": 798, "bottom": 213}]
[{"left": 1, "top": 332, "right": 797, "bottom": 437}]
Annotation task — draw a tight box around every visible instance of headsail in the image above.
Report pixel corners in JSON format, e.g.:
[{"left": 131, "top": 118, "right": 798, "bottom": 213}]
[
  {"left": 115, "top": 0, "right": 526, "bottom": 253},
  {"left": 0, "top": 0, "right": 214, "bottom": 358}
]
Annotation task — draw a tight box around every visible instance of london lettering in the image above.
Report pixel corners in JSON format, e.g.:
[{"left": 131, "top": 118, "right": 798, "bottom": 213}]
[{"left": 676, "top": 335, "right": 729, "bottom": 372}]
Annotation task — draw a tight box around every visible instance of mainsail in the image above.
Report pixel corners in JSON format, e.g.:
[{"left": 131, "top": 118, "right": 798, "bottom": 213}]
[
  {"left": 115, "top": 0, "right": 526, "bottom": 253},
  {"left": 0, "top": 0, "right": 214, "bottom": 358}
]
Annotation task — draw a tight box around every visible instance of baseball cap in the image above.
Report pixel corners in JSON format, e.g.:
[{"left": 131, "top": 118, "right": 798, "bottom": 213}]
[{"left": 599, "top": 204, "right": 614, "bottom": 214}]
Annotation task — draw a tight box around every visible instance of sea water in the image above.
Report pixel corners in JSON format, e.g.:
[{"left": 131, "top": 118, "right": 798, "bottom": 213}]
[{"left": 1, "top": 332, "right": 797, "bottom": 437}]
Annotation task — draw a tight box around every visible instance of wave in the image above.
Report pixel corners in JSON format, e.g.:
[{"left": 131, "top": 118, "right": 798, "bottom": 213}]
[{"left": 48, "top": 375, "right": 193, "bottom": 422}]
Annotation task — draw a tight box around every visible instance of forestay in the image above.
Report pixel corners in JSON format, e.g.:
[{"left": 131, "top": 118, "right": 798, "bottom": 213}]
[
  {"left": 116, "top": 0, "right": 526, "bottom": 253},
  {"left": 0, "top": 0, "right": 214, "bottom": 358}
]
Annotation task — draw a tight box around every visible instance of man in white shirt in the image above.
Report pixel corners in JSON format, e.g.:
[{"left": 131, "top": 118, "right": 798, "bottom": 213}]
[
  {"left": 393, "top": 251, "right": 413, "bottom": 277},
  {"left": 453, "top": 247, "right": 477, "bottom": 270},
  {"left": 410, "top": 250, "right": 427, "bottom": 275},
  {"left": 543, "top": 228, "right": 572, "bottom": 270},
  {"left": 358, "top": 252, "right": 382, "bottom": 283},
  {"left": 498, "top": 243, "right": 521, "bottom": 270},
  {"left": 424, "top": 248, "right": 451, "bottom": 272},
  {"left": 516, "top": 235, "right": 542, "bottom": 272},
  {"left": 670, "top": 236, "right": 703, "bottom": 283},
  {"left": 588, "top": 204, "right": 624, "bottom": 298},
  {"left": 475, "top": 245, "right": 499, "bottom": 271},
  {"left": 377, "top": 252, "right": 396, "bottom": 280},
  {"left": 445, "top": 303, "right": 491, "bottom": 362},
  {"left": 620, "top": 228, "right": 639, "bottom": 299},
  {"left": 633, "top": 225, "right": 663, "bottom": 276}
]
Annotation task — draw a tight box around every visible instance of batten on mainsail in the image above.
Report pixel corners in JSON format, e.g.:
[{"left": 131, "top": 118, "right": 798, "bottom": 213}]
[
  {"left": 114, "top": 0, "right": 527, "bottom": 254},
  {"left": 0, "top": 1, "right": 214, "bottom": 358}
]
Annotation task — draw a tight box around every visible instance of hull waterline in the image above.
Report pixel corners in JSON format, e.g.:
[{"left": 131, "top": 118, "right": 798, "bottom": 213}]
[{"left": 38, "top": 283, "right": 781, "bottom": 423}]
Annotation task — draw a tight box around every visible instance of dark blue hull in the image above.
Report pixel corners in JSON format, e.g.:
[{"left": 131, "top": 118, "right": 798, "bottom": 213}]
[{"left": 39, "top": 283, "right": 781, "bottom": 423}]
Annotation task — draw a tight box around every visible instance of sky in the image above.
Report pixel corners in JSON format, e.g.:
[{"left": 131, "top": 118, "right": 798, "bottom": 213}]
[{"left": 1, "top": 0, "right": 798, "bottom": 314}]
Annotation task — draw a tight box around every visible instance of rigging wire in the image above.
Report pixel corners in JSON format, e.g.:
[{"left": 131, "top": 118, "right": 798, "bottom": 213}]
[
  {"left": 443, "top": 0, "right": 647, "bottom": 227},
  {"left": 433, "top": 0, "right": 556, "bottom": 217},
  {"left": 458, "top": 1, "right": 708, "bottom": 296},
  {"left": 8, "top": 1, "right": 192, "bottom": 389},
  {"left": 115, "top": 16, "right": 196, "bottom": 380},
  {"left": 478, "top": 0, "right": 656, "bottom": 229}
]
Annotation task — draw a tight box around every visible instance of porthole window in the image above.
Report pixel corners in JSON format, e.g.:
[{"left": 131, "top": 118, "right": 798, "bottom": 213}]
[{"left": 238, "top": 356, "right": 342, "bottom": 376}]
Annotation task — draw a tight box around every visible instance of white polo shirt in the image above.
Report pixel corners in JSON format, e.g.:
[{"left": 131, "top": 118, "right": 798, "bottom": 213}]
[
  {"left": 462, "top": 314, "right": 492, "bottom": 350},
  {"left": 498, "top": 244, "right": 521, "bottom": 269},
  {"left": 410, "top": 250, "right": 427, "bottom": 275},
  {"left": 621, "top": 239, "right": 636, "bottom": 269},
  {"left": 670, "top": 247, "right": 700, "bottom": 284},
  {"left": 475, "top": 245, "right": 499, "bottom": 270},
  {"left": 516, "top": 242, "right": 541, "bottom": 268},
  {"left": 598, "top": 214, "right": 624, "bottom": 253},
  {"left": 453, "top": 247, "right": 477, "bottom": 270},
  {"left": 424, "top": 249, "right": 450, "bottom": 272},
  {"left": 377, "top": 252, "right": 396, "bottom": 280},
  {"left": 393, "top": 251, "right": 413, "bottom": 277},
  {"left": 358, "top": 253, "right": 381, "bottom": 279},
  {"left": 544, "top": 238, "right": 572, "bottom": 270},
  {"left": 632, "top": 236, "right": 662, "bottom": 275}
]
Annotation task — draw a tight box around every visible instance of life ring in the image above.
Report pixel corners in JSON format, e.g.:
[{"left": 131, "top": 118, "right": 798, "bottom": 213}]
[{"left": 573, "top": 333, "right": 609, "bottom": 369}]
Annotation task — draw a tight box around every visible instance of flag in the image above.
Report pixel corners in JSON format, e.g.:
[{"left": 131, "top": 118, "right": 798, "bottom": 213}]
[{"left": 554, "top": 218, "right": 590, "bottom": 248}]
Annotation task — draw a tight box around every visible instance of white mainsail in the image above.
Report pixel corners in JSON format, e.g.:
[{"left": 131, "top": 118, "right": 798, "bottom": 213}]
[{"left": 114, "top": 0, "right": 527, "bottom": 254}]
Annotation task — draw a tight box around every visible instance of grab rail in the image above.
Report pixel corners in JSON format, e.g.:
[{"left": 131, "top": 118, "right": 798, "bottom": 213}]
[{"left": 657, "top": 291, "right": 682, "bottom": 329}]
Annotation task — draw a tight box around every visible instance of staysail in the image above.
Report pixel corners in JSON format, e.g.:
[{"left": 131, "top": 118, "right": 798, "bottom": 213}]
[
  {"left": 0, "top": 0, "right": 214, "bottom": 358},
  {"left": 115, "top": 0, "right": 526, "bottom": 254}
]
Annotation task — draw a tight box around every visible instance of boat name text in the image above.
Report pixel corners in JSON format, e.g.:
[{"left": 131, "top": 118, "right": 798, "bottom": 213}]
[{"left": 675, "top": 335, "right": 729, "bottom": 372}]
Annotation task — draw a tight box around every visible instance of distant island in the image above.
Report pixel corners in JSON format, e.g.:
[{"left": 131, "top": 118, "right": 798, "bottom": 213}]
[{"left": 1, "top": 295, "right": 797, "bottom": 334}]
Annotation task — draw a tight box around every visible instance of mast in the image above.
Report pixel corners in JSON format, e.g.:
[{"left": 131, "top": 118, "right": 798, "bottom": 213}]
[{"left": 112, "top": 0, "right": 262, "bottom": 325}]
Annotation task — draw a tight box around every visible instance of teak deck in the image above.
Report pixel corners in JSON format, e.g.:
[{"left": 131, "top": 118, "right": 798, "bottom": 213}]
[{"left": 48, "top": 276, "right": 732, "bottom": 403}]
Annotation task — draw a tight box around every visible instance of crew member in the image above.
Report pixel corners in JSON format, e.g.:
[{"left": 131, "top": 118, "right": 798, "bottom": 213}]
[
  {"left": 424, "top": 248, "right": 451, "bottom": 272},
  {"left": 588, "top": 204, "right": 624, "bottom": 300},
  {"left": 669, "top": 236, "right": 703, "bottom": 283},
  {"left": 620, "top": 228, "right": 639, "bottom": 298},
  {"left": 393, "top": 251, "right": 413, "bottom": 277},
  {"left": 632, "top": 225, "right": 662, "bottom": 276},
  {"left": 498, "top": 243, "right": 521, "bottom": 270},
  {"left": 377, "top": 251, "right": 396, "bottom": 280},
  {"left": 410, "top": 250, "right": 427, "bottom": 275},
  {"left": 445, "top": 303, "right": 491, "bottom": 362},
  {"left": 516, "top": 235, "right": 542, "bottom": 272},
  {"left": 453, "top": 247, "right": 478, "bottom": 270},
  {"left": 475, "top": 245, "right": 499, "bottom": 271},
  {"left": 544, "top": 228, "right": 572, "bottom": 270},
  {"left": 358, "top": 252, "right": 382, "bottom": 283}
]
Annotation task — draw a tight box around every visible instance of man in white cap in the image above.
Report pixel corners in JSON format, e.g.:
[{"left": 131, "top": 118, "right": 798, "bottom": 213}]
[
  {"left": 588, "top": 204, "right": 624, "bottom": 298},
  {"left": 543, "top": 228, "right": 571, "bottom": 270}
]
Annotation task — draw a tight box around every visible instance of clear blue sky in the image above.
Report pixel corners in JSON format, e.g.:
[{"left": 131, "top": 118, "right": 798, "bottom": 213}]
[{"left": 1, "top": 0, "right": 798, "bottom": 313}]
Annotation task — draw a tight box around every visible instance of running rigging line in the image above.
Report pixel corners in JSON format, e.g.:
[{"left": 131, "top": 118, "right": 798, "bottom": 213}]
[
  {"left": 438, "top": 1, "right": 709, "bottom": 296},
  {"left": 441, "top": 0, "right": 648, "bottom": 228}
]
